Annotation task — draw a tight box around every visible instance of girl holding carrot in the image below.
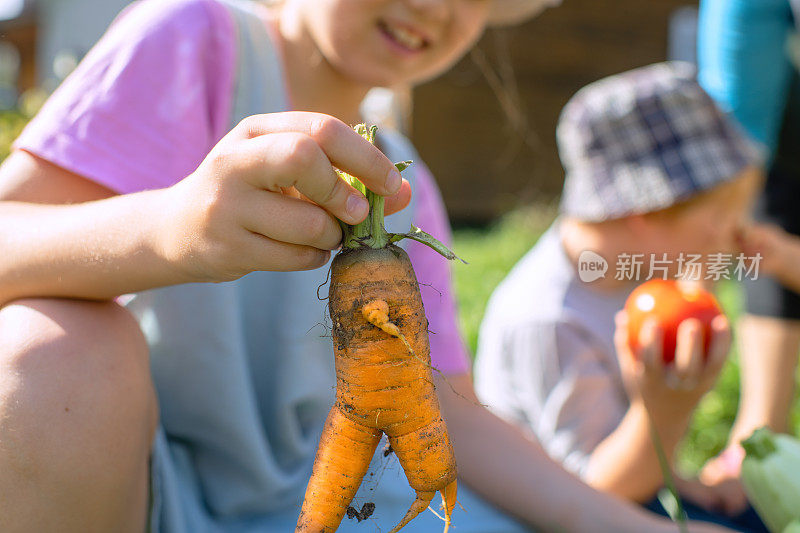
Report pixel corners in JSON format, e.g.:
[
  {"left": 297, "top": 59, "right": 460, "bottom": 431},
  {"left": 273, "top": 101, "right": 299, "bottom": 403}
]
[{"left": 0, "top": 0, "right": 731, "bottom": 531}]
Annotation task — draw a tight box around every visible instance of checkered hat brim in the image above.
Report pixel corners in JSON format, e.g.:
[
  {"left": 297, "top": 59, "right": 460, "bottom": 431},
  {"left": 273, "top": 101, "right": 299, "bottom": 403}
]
[{"left": 557, "top": 62, "right": 763, "bottom": 222}]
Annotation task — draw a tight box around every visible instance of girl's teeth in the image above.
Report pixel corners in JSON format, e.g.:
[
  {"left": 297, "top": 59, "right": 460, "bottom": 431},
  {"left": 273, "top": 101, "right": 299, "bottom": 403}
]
[{"left": 387, "top": 25, "right": 423, "bottom": 50}]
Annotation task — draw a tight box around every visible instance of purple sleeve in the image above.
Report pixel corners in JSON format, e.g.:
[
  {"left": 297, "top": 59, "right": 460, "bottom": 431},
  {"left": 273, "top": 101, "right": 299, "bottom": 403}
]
[
  {"left": 406, "top": 164, "right": 471, "bottom": 375},
  {"left": 12, "top": 0, "right": 236, "bottom": 194}
]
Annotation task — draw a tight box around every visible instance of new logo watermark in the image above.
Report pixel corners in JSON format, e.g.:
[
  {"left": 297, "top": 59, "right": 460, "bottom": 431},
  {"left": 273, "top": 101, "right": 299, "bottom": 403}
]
[
  {"left": 577, "top": 250, "right": 609, "bottom": 282},
  {"left": 576, "top": 251, "right": 763, "bottom": 283}
]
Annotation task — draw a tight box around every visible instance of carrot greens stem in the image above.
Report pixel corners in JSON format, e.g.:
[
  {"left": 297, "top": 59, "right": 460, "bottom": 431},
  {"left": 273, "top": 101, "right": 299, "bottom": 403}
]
[{"left": 336, "top": 124, "right": 463, "bottom": 263}]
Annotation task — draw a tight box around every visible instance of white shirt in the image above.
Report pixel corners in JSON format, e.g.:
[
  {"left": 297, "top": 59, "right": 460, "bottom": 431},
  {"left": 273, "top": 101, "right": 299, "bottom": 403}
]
[{"left": 474, "top": 223, "right": 632, "bottom": 477}]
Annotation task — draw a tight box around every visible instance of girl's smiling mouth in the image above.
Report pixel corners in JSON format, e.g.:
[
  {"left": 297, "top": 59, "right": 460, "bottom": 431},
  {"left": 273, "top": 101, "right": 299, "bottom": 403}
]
[{"left": 377, "top": 19, "right": 431, "bottom": 55}]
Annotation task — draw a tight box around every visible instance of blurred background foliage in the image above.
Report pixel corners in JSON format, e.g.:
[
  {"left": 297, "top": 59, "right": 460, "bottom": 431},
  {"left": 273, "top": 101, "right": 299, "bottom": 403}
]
[
  {"left": 0, "top": 108, "right": 27, "bottom": 160},
  {"left": 0, "top": 88, "right": 46, "bottom": 160}
]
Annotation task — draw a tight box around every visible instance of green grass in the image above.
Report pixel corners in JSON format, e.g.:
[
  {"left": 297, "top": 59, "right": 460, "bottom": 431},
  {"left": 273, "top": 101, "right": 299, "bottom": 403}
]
[
  {"left": 451, "top": 203, "right": 558, "bottom": 353},
  {"left": 0, "top": 91, "right": 48, "bottom": 162},
  {"left": 0, "top": 109, "right": 29, "bottom": 161},
  {"left": 452, "top": 205, "right": 799, "bottom": 474}
]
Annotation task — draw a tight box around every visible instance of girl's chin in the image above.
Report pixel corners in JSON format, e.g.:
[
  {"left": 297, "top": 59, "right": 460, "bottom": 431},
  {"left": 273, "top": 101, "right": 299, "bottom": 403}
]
[
  {"left": 332, "top": 61, "right": 421, "bottom": 89},
  {"left": 324, "top": 41, "right": 446, "bottom": 88}
]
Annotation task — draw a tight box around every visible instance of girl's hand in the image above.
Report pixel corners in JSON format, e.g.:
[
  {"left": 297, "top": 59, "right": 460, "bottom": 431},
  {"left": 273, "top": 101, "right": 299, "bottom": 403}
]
[
  {"left": 614, "top": 311, "right": 730, "bottom": 427},
  {"left": 159, "top": 112, "right": 412, "bottom": 281}
]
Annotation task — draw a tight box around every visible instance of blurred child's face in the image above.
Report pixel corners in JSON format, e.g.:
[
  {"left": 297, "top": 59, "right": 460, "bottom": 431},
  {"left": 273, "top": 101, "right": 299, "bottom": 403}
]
[
  {"left": 294, "top": 0, "right": 491, "bottom": 87},
  {"left": 637, "top": 166, "right": 762, "bottom": 270}
]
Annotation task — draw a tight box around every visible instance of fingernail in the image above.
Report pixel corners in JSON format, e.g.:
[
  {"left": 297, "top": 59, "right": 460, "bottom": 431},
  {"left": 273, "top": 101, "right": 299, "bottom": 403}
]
[
  {"left": 347, "top": 193, "right": 368, "bottom": 220},
  {"left": 385, "top": 168, "right": 402, "bottom": 194}
]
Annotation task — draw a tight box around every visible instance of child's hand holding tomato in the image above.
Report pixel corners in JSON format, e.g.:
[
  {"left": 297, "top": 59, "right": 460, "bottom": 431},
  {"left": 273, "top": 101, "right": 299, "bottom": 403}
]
[
  {"left": 613, "top": 284, "right": 731, "bottom": 426},
  {"left": 612, "top": 281, "right": 748, "bottom": 516},
  {"left": 625, "top": 280, "right": 723, "bottom": 365}
]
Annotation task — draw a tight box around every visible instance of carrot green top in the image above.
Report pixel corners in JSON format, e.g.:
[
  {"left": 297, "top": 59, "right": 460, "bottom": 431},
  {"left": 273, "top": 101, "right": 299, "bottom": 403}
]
[{"left": 337, "top": 124, "right": 464, "bottom": 263}]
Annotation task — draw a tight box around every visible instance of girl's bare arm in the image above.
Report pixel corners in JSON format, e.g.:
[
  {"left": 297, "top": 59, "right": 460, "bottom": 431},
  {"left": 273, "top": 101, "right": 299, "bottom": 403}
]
[
  {"left": 0, "top": 113, "right": 410, "bottom": 306},
  {"left": 0, "top": 150, "right": 183, "bottom": 304},
  {"left": 436, "top": 373, "right": 732, "bottom": 533}
]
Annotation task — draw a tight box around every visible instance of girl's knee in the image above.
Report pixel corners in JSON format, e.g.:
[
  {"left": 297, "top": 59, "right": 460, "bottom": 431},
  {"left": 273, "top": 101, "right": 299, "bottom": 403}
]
[
  {"left": 0, "top": 299, "right": 156, "bottom": 532},
  {"left": 0, "top": 297, "right": 157, "bottom": 438},
  {"left": 0, "top": 297, "right": 147, "bottom": 357}
]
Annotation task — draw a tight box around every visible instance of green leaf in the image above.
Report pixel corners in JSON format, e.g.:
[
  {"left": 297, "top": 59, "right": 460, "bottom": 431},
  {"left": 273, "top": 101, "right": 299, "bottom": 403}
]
[
  {"left": 390, "top": 225, "right": 467, "bottom": 264},
  {"left": 395, "top": 160, "right": 413, "bottom": 173},
  {"left": 742, "top": 427, "right": 778, "bottom": 461}
]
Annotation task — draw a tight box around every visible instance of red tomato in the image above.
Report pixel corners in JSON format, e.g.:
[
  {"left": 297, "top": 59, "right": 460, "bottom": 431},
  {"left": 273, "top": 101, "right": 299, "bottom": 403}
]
[{"left": 624, "top": 279, "right": 723, "bottom": 364}]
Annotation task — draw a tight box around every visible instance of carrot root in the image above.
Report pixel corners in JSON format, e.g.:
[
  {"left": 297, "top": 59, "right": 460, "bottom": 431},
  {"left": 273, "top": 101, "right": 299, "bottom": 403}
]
[
  {"left": 362, "top": 299, "right": 415, "bottom": 354},
  {"left": 384, "top": 478, "right": 457, "bottom": 533},
  {"left": 296, "top": 406, "right": 381, "bottom": 532},
  {"left": 442, "top": 479, "right": 458, "bottom": 533},
  {"left": 388, "top": 420, "right": 457, "bottom": 532},
  {"left": 387, "top": 490, "right": 435, "bottom": 533}
]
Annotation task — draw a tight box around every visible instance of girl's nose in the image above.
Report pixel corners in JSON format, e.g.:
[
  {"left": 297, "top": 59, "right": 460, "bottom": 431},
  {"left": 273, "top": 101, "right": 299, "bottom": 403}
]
[{"left": 405, "top": 0, "right": 449, "bottom": 22}]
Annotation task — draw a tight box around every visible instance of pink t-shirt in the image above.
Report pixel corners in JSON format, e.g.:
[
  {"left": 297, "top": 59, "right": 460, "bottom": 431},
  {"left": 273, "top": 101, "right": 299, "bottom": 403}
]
[{"left": 13, "top": 0, "right": 469, "bottom": 374}]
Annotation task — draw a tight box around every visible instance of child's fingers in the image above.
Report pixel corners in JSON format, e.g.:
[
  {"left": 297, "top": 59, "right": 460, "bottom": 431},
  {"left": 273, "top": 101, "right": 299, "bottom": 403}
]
[
  {"left": 673, "top": 318, "right": 704, "bottom": 386},
  {"left": 279, "top": 178, "right": 411, "bottom": 219},
  {"left": 384, "top": 179, "right": 413, "bottom": 216},
  {"left": 675, "top": 478, "right": 721, "bottom": 513},
  {"left": 238, "top": 132, "right": 370, "bottom": 225},
  {"left": 639, "top": 319, "right": 664, "bottom": 379},
  {"left": 614, "top": 312, "right": 647, "bottom": 394},
  {"left": 234, "top": 112, "right": 402, "bottom": 196},
  {"left": 705, "top": 314, "right": 731, "bottom": 376},
  {"left": 244, "top": 232, "right": 331, "bottom": 272},
  {"left": 613, "top": 311, "right": 629, "bottom": 353},
  {"left": 279, "top": 185, "right": 304, "bottom": 199},
  {"left": 239, "top": 191, "right": 342, "bottom": 251},
  {"left": 613, "top": 311, "right": 638, "bottom": 365}
]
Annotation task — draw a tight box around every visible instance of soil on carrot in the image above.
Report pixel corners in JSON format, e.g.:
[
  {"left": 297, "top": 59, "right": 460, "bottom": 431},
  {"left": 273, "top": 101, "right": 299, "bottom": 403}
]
[{"left": 346, "top": 502, "right": 376, "bottom": 522}]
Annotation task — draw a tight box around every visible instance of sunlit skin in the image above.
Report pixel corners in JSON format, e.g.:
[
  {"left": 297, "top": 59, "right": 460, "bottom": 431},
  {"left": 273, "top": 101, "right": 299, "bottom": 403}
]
[{"left": 272, "top": 0, "right": 491, "bottom": 124}]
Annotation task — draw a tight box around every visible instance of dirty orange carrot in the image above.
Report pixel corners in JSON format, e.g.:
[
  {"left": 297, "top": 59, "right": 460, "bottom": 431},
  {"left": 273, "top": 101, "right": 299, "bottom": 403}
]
[{"left": 296, "top": 125, "right": 463, "bottom": 533}]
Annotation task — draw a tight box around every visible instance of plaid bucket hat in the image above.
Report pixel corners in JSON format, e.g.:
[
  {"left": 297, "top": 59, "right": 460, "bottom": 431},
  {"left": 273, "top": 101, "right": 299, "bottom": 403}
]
[{"left": 557, "top": 61, "right": 763, "bottom": 222}]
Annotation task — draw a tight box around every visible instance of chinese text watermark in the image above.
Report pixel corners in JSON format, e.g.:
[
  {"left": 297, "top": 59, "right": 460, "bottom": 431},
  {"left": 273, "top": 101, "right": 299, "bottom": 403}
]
[{"left": 578, "top": 251, "right": 762, "bottom": 283}]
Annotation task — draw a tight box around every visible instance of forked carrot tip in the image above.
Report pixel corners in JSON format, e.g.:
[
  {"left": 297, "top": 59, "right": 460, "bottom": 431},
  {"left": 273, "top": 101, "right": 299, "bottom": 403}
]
[
  {"left": 442, "top": 479, "right": 458, "bottom": 516},
  {"left": 387, "top": 491, "right": 435, "bottom": 533}
]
